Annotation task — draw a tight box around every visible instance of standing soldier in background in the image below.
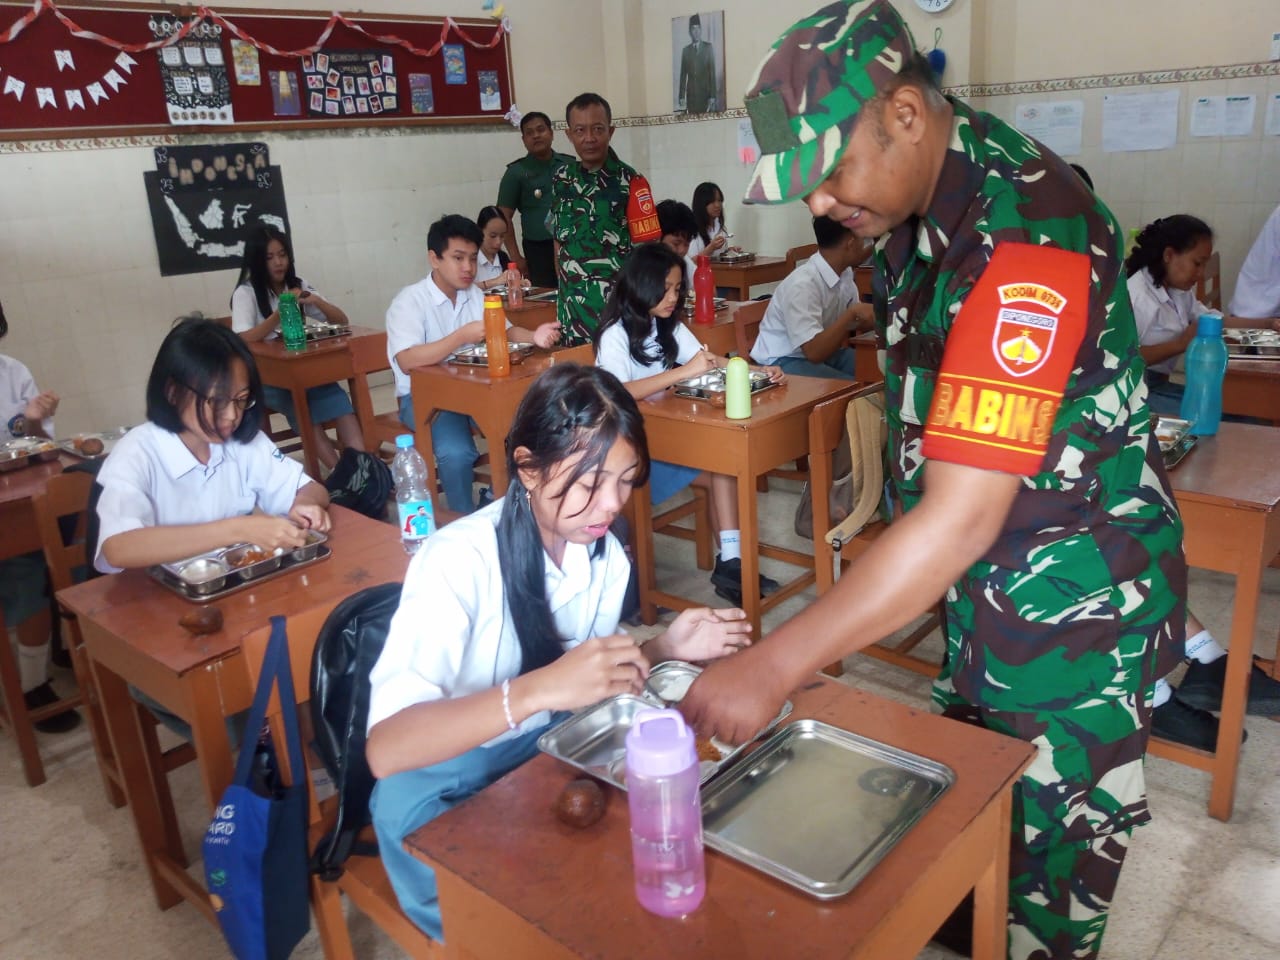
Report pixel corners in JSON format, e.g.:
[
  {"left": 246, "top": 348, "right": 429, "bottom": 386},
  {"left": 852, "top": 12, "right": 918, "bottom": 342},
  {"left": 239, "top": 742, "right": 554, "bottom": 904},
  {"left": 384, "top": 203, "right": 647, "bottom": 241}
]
[
  {"left": 496, "top": 111, "right": 574, "bottom": 289},
  {"left": 679, "top": 3, "right": 1187, "bottom": 959}
]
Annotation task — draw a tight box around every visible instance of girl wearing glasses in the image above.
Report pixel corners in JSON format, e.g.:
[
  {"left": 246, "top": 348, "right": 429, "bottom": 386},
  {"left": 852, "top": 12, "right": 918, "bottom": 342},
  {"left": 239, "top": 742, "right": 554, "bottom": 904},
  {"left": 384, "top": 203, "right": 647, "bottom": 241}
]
[
  {"left": 94, "top": 317, "right": 331, "bottom": 573},
  {"left": 231, "top": 226, "right": 366, "bottom": 471}
]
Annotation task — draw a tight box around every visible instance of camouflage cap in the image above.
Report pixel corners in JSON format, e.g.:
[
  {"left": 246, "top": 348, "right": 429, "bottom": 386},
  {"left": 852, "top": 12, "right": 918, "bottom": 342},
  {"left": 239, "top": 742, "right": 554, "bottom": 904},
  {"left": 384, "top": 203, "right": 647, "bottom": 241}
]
[{"left": 743, "top": 0, "right": 918, "bottom": 205}]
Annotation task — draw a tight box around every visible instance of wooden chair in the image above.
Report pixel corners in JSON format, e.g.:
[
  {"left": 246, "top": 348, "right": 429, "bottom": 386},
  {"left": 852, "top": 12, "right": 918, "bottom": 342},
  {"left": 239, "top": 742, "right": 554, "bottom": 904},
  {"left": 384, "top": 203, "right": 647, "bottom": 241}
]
[
  {"left": 241, "top": 604, "right": 442, "bottom": 960},
  {"left": 29, "top": 471, "right": 194, "bottom": 803},
  {"left": 806, "top": 385, "right": 942, "bottom": 679},
  {"left": 1196, "top": 251, "right": 1222, "bottom": 311},
  {"left": 785, "top": 242, "right": 818, "bottom": 273},
  {"left": 733, "top": 300, "right": 809, "bottom": 490}
]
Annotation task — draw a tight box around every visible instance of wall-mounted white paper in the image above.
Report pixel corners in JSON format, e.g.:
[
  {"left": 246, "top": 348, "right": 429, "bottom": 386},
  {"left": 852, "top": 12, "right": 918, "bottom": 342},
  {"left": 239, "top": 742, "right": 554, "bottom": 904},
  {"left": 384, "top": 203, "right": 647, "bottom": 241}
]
[
  {"left": 1103, "top": 91, "right": 1180, "bottom": 152},
  {"left": 737, "top": 119, "right": 760, "bottom": 165},
  {"left": 1015, "top": 100, "right": 1083, "bottom": 157},
  {"left": 1266, "top": 93, "right": 1280, "bottom": 136},
  {"left": 1191, "top": 95, "right": 1256, "bottom": 137}
]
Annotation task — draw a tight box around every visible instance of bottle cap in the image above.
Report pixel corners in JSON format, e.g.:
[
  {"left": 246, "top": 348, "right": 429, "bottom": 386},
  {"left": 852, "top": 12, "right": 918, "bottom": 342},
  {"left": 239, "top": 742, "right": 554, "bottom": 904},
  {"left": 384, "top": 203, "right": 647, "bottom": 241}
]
[
  {"left": 626, "top": 708, "right": 696, "bottom": 777},
  {"left": 484, "top": 294, "right": 503, "bottom": 308},
  {"left": 278, "top": 292, "right": 296, "bottom": 303},
  {"left": 1196, "top": 312, "right": 1223, "bottom": 337},
  {"left": 696, "top": 253, "right": 709, "bottom": 266},
  {"left": 395, "top": 434, "right": 415, "bottom": 449}
]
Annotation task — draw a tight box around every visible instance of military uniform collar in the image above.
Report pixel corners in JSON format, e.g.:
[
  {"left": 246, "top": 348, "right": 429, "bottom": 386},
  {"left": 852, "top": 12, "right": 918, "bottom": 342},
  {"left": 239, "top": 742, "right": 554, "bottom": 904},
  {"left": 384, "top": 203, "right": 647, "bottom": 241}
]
[{"left": 574, "top": 147, "right": 628, "bottom": 179}]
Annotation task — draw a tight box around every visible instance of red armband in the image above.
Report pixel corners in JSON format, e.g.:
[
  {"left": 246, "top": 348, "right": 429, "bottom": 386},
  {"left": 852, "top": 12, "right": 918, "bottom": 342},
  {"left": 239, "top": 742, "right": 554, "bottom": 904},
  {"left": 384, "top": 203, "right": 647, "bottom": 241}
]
[{"left": 923, "top": 242, "right": 1090, "bottom": 475}]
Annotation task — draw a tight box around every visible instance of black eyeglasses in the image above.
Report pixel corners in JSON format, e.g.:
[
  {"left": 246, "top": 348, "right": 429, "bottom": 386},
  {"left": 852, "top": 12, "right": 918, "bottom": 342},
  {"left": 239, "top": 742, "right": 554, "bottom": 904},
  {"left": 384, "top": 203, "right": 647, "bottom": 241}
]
[{"left": 184, "top": 383, "right": 255, "bottom": 413}]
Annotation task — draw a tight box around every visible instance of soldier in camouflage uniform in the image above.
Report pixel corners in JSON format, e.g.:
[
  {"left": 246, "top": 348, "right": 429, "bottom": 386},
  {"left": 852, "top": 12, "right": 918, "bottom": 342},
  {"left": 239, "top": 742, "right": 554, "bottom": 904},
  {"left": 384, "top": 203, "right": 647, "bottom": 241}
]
[
  {"left": 679, "top": 4, "right": 1187, "bottom": 960},
  {"left": 549, "top": 92, "right": 642, "bottom": 344}
]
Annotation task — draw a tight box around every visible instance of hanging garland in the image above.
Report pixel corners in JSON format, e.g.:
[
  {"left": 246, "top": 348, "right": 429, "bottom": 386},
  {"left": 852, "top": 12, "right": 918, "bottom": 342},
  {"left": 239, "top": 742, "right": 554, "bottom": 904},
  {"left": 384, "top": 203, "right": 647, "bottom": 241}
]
[{"left": 0, "top": 0, "right": 508, "bottom": 58}]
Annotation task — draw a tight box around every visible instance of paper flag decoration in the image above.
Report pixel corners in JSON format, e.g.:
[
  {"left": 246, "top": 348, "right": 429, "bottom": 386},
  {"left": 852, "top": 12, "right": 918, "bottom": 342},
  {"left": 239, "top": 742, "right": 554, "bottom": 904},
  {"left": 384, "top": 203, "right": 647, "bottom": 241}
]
[
  {"left": 37, "top": 87, "right": 55, "bottom": 109},
  {"left": 87, "top": 81, "right": 108, "bottom": 104},
  {"left": 65, "top": 88, "right": 84, "bottom": 110},
  {"left": 739, "top": 146, "right": 757, "bottom": 164},
  {"left": 4, "top": 75, "right": 24, "bottom": 100},
  {"left": 103, "top": 69, "right": 125, "bottom": 91},
  {"left": 115, "top": 52, "right": 136, "bottom": 73},
  {"left": 55, "top": 50, "right": 75, "bottom": 72},
  {"left": 504, "top": 104, "right": 522, "bottom": 127}
]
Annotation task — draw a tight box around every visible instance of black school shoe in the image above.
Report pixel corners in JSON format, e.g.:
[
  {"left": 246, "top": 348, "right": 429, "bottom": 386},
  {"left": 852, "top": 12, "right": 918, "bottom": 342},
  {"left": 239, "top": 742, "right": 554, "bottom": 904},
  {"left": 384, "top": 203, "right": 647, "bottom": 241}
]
[
  {"left": 23, "top": 681, "right": 82, "bottom": 734},
  {"left": 1176, "top": 657, "right": 1280, "bottom": 716},
  {"left": 710, "top": 556, "right": 781, "bottom": 606},
  {"left": 1151, "top": 694, "right": 1246, "bottom": 752}
]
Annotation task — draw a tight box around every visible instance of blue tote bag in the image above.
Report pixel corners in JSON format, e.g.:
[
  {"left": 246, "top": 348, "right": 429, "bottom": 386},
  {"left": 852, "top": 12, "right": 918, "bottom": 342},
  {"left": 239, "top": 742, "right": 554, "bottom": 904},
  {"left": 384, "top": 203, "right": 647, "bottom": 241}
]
[{"left": 204, "top": 616, "right": 311, "bottom": 960}]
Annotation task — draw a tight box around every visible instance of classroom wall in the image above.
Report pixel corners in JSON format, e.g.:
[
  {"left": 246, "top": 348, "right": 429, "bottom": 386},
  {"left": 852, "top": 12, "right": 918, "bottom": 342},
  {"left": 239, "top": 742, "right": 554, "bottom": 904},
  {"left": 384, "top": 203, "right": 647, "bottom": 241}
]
[{"left": 3, "top": 0, "right": 1278, "bottom": 435}]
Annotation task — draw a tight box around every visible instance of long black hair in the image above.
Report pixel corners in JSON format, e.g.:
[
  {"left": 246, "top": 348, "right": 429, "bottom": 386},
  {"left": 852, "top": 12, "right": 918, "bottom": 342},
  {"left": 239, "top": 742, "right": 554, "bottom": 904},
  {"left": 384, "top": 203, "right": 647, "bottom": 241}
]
[
  {"left": 691, "top": 181, "right": 724, "bottom": 245},
  {"left": 146, "top": 316, "right": 264, "bottom": 442},
  {"left": 497, "top": 363, "right": 649, "bottom": 674},
  {"left": 593, "top": 243, "right": 688, "bottom": 369},
  {"left": 233, "top": 226, "right": 300, "bottom": 319},
  {"left": 1125, "top": 215, "right": 1213, "bottom": 286}
]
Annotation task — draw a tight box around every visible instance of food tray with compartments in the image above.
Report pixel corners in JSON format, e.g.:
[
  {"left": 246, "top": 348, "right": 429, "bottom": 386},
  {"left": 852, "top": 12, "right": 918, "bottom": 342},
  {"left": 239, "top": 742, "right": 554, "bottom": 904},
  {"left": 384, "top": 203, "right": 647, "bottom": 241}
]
[
  {"left": 448, "top": 342, "right": 536, "bottom": 366},
  {"left": 146, "top": 530, "right": 329, "bottom": 603},
  {"left": 0, "top": 437, "right": 59, "bottom": 472},
  {"left": 683, "top": 297, "right": 730, "bottom": 313},
  {"left": 713, "top": 251, "right": 756, "bottom": 264},
  {"left": 1152, "top": 415, "right": 1196, "bottom": 470},
  {"left": 302, "top": 321, "right": 352, "bottom": 343},
  {"left": 56, "top": 427, "right": 129, "bottom": 460},
  {"left": 699, "top": 719, "right": 954, "bottom": 899},
  {"left": 673, "top": 368, "right": 778, "bottom": 405},
  {"left": 538, "top": 661, "right": 792, "bottom": 789}
]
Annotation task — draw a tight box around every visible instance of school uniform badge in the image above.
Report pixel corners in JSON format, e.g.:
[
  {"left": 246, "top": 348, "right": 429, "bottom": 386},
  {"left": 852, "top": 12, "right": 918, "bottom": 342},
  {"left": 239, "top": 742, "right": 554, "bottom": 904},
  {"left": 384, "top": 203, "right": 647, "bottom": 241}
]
[{"left": 992, "top": 282, "right": 1066, "bottom": 378}]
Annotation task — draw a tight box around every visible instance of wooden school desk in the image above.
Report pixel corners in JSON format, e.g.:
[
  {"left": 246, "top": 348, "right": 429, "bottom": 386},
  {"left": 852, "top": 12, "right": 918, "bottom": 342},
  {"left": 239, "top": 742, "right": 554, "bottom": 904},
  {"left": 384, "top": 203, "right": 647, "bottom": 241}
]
[
  {"left": 710, "top": 255, "right": 790, "bottom": 301},
  {"left": 628, "top": 377, "right": 858, "bottom": 638},
  {"left": 58, "top": 507, "right": 408, "bottom": 919},
  {"left": 406, "top": 674, "right": 1036, "bottom": 960},
  {"left": 502, "top": 288, "right": 558, "bottom": 333},
  {"left": 248, "top": 325, "right": 389, "bottom": 478},
  {"left": 1222, "top": 357, "right": 1279, "bottom": 425},
  {"left": 1151, "top": 423, "right": 1280, "bottom": 820}
]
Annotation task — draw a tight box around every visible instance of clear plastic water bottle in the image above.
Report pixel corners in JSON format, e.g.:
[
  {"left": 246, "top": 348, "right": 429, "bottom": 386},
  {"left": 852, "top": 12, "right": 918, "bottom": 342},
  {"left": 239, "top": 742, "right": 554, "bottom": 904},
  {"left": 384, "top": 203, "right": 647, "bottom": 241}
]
[
  {"left": 1179, "top": 312, "right": 1228, "bottom": 436},
  {"left": 625, "top": 708, "right": 706, "bottom": 917},
  {"left": 278, "top": 292, "right": 306, "bottom": 351},
  {"left": 505, "top": 266, "right": 524, "bottom": 307},
  {"left": 392, "top": 434, "right": 434, "bottom": 554}
]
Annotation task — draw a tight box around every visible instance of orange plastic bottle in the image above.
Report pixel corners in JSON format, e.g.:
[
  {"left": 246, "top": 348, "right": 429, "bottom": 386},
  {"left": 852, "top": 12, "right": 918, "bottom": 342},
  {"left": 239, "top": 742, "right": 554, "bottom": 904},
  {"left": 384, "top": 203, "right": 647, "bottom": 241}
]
[{"left": 483, "top": 295, "right": 510, "bottom": 377}]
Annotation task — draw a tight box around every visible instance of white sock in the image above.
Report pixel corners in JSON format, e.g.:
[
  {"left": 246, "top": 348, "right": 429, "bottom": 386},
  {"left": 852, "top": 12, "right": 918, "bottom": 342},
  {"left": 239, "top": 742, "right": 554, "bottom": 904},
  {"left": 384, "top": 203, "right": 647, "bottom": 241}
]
[
  {"left": 1186, "top": 629, "right": 1226, "bottom": 664},
  {"left": 1152, "top": 676, "right": 1173, "bottom": 708},
  {"left": 719, "top": 530, "right": 741, "bottom": 562},
  {"left": 18, "top": 640, "right": 50, "bottom": 693}
]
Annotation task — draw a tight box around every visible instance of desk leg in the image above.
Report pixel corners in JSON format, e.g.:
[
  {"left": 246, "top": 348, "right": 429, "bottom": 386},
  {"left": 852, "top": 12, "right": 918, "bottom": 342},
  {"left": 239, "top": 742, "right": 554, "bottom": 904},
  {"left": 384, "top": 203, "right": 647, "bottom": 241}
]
[
  {"left": 1208, "top": 558, "right": 1262, "bottom": 821},
  {"left": 478, "top": 413, "right": 509, "bottom": 494},
  {"left": 736, "top": 473, "right": 763, "bottom": 637},
  {"left": 188, "top": 664, "right": 236, "bottom": 811},
  {"left": 626, "top": 497, "right": 659, "bottom": 626},
  {"left": 91, "top": 658, "right": 185, "bottom": 910},
  {"left": 972, "top": 791, "right": 1012, "bottom": 960},
  {"left": 291, "top": 384, "right": 321, "bottom": 479},
  {"left": 348, "top": 372, "right": 378, "bottom": 451}
]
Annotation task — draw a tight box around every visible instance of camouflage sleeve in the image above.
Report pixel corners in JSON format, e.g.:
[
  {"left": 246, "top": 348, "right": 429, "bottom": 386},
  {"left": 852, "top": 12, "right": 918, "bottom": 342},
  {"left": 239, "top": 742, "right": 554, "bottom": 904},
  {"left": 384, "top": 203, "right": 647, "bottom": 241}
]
[{"left": 548, "top": 168, "right": 570, "bottom": 242}]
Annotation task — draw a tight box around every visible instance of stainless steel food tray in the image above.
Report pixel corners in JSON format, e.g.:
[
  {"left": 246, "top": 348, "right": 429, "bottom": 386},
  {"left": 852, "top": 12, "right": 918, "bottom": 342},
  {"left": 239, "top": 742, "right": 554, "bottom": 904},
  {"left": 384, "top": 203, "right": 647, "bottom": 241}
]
[
  {"left": 448, "top": 342, "right": 536, "bottom": 366},
  {"left": 1151, "top": 415, "right": 1197, "bottom": 469},
  {"left": 673, "top": 368, "right": 777, "bottom": 405},
  {"left": 525, "top": 289, "right": 558, "bottom": 303},
  {"left": 714, "top": 252, "right": 756, "bottom": 264},
  {"left": 538, "top": 661, "right": 792, "bottom": 788},
  {"left": 0, "top": 438, "right": 59, "bottom": 472},
  {"left": 147, "top": 538, "right": 330, "bottom": 603},
  {"left": 700, "top": 719, "right": 954, "bottom": 899},
  {"left": 683, "top": 297, "right": 730, "bottom": 314},
  {"left": 56, "top": 427, "right": 129, "bottom": 460},
  {"left": 302, "top": 322, "right": 351, "bottom": 343}
]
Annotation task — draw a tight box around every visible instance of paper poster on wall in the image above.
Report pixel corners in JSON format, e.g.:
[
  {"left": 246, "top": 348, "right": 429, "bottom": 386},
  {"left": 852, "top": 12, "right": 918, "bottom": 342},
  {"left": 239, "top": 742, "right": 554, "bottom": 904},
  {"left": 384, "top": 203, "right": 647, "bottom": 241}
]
[
  {"left": 1102, "top": 91, "right": 1179, "bottom": 152},
  {"left": 1190, "top": 95, "right": 1256, "bottom": 137},
  {"left": 409, "top": 73, "right": 434, "bottom": 114},
  {"left": 1015, "top": 100, "right": 1083, "bottom": 157},
  {"left": 301, "top": 50, "right": 396, "bottom": 118},
  {"left": 153, "top": 16, "right": 234, "bottom": 125},
  {"left": 672, "top": 10, "right": 726, "bottom": 114},
  {"left": 443, "top": 44, "right": 466, "bottom": 84},
  {"left": 736, "top": 118, "right": 759, "bottom": 164},
  {"left": 154, "top": 143, "right": 270, "bottom": 193},
  {"left": 230, "top": 40, "right": 260, "bottom": 86},
  {"left": 144, "top": 165, "right": 290, "bottom": 276},
  {"left": 478, "top": 70, "right": 500, "bottom": 110},
  {"left": 1266, "top": 94, "right": 1280, "bottom": 136},
  {"left": 270, "top": 72, "right": 301, "bottom": 116}
]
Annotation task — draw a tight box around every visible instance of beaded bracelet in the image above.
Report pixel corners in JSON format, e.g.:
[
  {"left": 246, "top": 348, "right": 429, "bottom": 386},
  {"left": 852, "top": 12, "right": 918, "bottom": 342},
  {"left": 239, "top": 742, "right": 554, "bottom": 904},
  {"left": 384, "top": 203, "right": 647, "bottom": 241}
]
[{"left": 501, "top": 678, "right": 517, "bottom": 731}]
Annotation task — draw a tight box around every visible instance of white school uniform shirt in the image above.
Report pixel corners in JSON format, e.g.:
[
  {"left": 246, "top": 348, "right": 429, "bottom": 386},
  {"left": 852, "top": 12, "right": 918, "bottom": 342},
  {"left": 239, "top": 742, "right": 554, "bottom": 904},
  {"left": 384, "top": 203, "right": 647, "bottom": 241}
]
[
  {"left": 385, "top": 275, "right": 493, "bottom": 397},
  {"left": 366, "top": 499, "right": 631, "bottom": 746},
  {"left": 685, "top": 217, "right": 724, "bottom": 262},
  {"left": 94, "top": 421, "right": 309, "bottom": 573},
  {"left": 230, "top": 280, "right": 327, "bottom": 338},
  {"left": 476, "top": 250, "right": 505, "bottom": 285},
  {"left": 595, "top": 317, "right": 702, "bottom": 383},
  {"left": 1127, "top": 267, "right": 1212, "bottom": 375},
  {"left": 0, "top": 354, "right": 53, "bottom": 440},
  {"left": 750, "top": 252, "right": 858, "bottom": 365},
  {"left": 1228, "top": 203, "right": 1280, "bottom": 320}
]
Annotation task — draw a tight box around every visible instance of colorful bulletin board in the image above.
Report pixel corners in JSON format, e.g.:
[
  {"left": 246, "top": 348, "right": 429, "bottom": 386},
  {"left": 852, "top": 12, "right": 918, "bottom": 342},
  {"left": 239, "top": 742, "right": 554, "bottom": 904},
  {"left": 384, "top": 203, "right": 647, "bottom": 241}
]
[{"left": 0, "top": 1, "right": 515, "bottom": 139}]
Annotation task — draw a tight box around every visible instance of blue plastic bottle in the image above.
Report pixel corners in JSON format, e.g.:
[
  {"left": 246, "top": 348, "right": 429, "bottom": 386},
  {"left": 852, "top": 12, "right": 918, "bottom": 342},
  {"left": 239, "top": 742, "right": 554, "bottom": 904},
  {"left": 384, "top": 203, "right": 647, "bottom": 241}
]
[{"left": 1179, "top": 312, "right": 1228, "bottom": 436}]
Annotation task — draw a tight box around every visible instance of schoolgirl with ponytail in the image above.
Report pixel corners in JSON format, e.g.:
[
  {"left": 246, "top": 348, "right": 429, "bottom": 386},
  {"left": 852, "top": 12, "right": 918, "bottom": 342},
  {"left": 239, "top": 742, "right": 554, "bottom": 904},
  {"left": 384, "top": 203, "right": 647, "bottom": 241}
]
[{"left": 364, "top": 362, "right": 749, "bottom": 939}]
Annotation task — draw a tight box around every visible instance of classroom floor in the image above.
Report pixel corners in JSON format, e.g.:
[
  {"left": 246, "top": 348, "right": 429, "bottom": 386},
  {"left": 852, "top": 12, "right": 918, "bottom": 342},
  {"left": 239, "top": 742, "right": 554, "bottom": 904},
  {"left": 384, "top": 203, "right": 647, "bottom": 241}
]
[{"left": 3, "top": 385, "right": 1278, "bottom": 959}]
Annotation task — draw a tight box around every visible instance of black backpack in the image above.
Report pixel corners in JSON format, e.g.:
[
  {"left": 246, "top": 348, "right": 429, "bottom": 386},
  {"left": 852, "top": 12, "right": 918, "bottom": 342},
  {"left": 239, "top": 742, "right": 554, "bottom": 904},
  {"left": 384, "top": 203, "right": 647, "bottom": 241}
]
[
  {"left": 308, "top": 581, "right": 403, "bottom": 880},
  {"left": 323, "top": 448, "right": 394, "bottom": 521}
]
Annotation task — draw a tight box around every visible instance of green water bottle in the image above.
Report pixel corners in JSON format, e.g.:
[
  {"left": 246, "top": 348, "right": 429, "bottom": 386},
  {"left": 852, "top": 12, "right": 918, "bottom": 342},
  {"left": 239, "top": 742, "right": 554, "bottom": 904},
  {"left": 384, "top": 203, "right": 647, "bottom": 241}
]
[
  {"left": 725, "top": 357, "right": 751, "bottom": 420},
  {"left": 279, "top": 292, "right": 306, "bottom": 351}
]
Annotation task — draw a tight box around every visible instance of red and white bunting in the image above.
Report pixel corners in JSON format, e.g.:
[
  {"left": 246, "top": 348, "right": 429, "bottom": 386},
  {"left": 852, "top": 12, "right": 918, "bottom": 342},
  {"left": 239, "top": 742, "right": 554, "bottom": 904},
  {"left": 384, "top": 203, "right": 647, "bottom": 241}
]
[
  {"left": 86, "top": 79, "right": 106, "bottom": 103},
  {"left": 36, "top": 86, "right": 55, "bottom": 108},
  {"left": 3, "top": 74, "right": 24, "bottom": 99},
  {"left": 54, "top": 47, "right": 73, "bottom": 70},
  {"left": 102, "top": 68, "right": 124, "bottom": 91},
  {"left": 63, "top": 87, "right": 82, "bottom": 109}
]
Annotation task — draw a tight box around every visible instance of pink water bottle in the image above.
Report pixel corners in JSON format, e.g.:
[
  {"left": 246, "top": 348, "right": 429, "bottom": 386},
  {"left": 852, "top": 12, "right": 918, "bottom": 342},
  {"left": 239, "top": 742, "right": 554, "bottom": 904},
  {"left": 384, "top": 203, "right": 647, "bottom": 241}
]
[{"left": 624, "top": 708, "right": 706, "bottom": 917}]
